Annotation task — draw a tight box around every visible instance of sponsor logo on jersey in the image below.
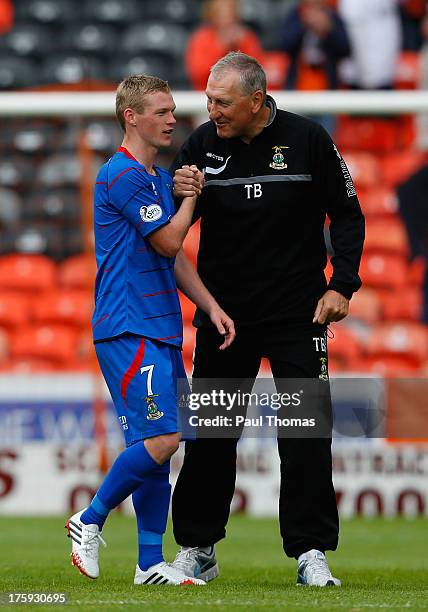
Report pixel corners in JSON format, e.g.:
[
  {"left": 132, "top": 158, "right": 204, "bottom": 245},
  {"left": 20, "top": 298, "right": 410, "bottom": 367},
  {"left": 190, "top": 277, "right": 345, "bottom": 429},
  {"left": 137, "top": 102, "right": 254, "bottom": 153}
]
[
  {"left": 269, "top": 146, "right": 289, "bottom": 170},
  {"left": 145, "top": 394, "right": 163, "bottom": 420},
  {"left": 140, "top": 204, "right": 162, "bottom": 222}
]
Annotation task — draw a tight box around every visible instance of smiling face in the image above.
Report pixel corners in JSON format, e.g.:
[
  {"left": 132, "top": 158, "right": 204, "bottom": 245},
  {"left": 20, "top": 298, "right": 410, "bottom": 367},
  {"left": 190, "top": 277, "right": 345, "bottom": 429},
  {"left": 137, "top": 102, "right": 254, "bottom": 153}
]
[
  {"left": 206, "top": 70, "right": 263, "bottom": 141},
  {"left": 124, "top": 90, "right": 177, "bottom": 149}
]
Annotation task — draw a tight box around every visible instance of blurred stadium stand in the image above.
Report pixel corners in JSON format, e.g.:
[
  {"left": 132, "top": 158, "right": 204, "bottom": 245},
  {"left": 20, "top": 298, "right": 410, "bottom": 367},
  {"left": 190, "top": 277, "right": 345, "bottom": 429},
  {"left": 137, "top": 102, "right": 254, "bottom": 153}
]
[{"left": 1, "top": 0, "right": 428, "bottom": 374}]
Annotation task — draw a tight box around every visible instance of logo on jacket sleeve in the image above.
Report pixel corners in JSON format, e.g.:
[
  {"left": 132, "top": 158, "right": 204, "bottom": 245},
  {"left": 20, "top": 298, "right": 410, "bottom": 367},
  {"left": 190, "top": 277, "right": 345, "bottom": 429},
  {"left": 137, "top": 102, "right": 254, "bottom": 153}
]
[
  {"left": 269, "top": 146, "right": 289, "bottom": 170},
  {"left": 140, "top": 204, "right": 162, "bottom": 222}
]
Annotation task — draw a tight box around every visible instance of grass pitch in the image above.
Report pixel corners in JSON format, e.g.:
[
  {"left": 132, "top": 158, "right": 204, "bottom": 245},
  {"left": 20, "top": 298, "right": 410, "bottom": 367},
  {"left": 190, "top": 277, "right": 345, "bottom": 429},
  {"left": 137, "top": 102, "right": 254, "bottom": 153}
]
[{"left": 0, "top": 515, "right": 427, "bottom": 611}]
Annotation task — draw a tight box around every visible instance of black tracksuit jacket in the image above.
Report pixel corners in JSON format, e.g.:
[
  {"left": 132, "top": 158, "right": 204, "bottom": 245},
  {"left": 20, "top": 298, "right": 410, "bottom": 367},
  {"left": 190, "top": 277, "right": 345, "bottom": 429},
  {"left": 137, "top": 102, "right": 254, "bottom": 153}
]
[{"left": 171, "top": 97, "right": 365, "bottom": 331}]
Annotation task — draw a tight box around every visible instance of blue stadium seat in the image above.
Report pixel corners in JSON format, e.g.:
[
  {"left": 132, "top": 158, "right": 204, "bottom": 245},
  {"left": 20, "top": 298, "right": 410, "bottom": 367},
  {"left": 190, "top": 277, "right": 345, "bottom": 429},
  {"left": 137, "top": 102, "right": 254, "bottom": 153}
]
[
  {"left": 0, "top": 156, "right": 34, "bottom": 189},
  {"left": 83, "top": 0, "right": 139, "bottom": 24},
  {"left": 110, "top": 54, "right": 173, "bottom": 84},
  {"left": 24, "top": 188, "right": 80, "bottom": 222},
  {"left": 83, "top": 120, "right": 122, "bottom": 153},
  {"left": 0, "top": 23, "right": 55, "bottom": 57},
  {"left": 14, "top": 0, "right": 77, "bottom": 24},
  {"left": 0, "top": 56, "right": 39, "bottom": 89},
  {"left": 110, "top": 54, "right": 190, "bottom": 89},
  {"left": 36, "top": 153, "right": 80, "bottom": 188},
  {"left": 121, "top": 23, "right": 187, "bottom": 59},
  {"left": 240, "top": 0, "right": 277, "bottom": 34},
  {"left": 41, "top": 55, "right": 105, "bottom": 84},
  {"left": 11, "top": 122, "right": 59, "bottom": 154},
  {"left": 0, "top": 189, "right": 21, "bottom": 227},
  {"left": 13, "top": 224, "right": 63, "bottom": 258},
  {"left": 36, "top": 152, "right": 104, "bottom": 188},
  {"left": 62, "top": 23, "right": 118, "bottom": 56},
  {"left": 142, "top": 0, "right": 202, "bottom": 26}
]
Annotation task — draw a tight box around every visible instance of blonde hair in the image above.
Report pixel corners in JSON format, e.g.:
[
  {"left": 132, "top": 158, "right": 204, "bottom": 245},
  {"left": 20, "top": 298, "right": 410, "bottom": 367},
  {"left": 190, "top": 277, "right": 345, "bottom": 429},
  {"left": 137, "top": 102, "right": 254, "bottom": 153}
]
[{"left": 115, "top": 74, "right": 170, "bottom": 131}]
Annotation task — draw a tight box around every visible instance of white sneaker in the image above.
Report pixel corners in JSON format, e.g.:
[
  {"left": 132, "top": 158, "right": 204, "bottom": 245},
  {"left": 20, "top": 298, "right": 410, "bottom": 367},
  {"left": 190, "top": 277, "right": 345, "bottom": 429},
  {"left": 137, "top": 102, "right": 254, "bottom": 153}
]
[
  {"left": 172, "top": 546, "right": 219, "bottom": 582},
  {"left": 297, "top": 549, "right": 341, "bottom": 587},
  {"left": 134, "top": 561, "right": 206, "bottom": 585},
  {"left": 65, "top": 509, "right": 106, "bottom": 579}
]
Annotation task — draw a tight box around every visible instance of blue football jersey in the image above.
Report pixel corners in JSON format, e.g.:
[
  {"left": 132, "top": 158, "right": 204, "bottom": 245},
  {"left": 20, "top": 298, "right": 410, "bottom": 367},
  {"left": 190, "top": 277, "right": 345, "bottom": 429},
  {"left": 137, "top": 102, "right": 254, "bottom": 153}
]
[{"left": 92, "top": 147, "right": 182, "bottom": 347}]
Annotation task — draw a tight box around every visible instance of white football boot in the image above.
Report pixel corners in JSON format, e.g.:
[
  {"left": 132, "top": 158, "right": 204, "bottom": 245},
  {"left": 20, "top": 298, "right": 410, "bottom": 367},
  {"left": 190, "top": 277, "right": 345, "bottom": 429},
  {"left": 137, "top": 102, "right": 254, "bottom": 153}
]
[
  {"left": 297, "top": 549, "right": 341, "bottom": 587},
  {"left": 134, "top": 561, "right": 206, "bottom": 585},
  {"left": 65, "top": 509, "right": 106, "bottom": 579},
  {"left": 172, "top": 546, "right": 219, "bottom": 582}
]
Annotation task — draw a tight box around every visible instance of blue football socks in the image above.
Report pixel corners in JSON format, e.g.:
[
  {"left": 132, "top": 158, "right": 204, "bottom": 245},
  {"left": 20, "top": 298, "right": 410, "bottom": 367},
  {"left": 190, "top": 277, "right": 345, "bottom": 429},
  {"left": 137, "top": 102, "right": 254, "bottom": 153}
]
[
  {"left": 132, "top": 461, "right": 171, "bottom": 570},
  {"left": 80, "top": 440, "right": 159, "bottom": 529}
]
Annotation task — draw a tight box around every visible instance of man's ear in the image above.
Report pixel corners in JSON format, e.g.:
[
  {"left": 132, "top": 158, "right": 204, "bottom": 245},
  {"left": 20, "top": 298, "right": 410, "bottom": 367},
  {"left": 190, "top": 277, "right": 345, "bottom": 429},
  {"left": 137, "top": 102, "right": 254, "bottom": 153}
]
[
  {"left": 124, "top": 108, "right": 137, "bottom": 127},
  {"left": 251, "top": 90, "right": 265, "bottom": 114}
]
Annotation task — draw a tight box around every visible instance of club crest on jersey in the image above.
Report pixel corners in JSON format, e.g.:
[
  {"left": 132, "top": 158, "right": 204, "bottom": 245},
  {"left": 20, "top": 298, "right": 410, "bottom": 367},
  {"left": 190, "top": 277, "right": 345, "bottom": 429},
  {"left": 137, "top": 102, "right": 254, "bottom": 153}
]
[
  {"left": 269, "top": 146, "right": 289, "bottom": 170},
  {"left": 140, "top": 204, "right": 162, "bottom": 223},
  {"left": 319, "top": 357, "right": 329, "bottom": 381},
  {"left": 145, "top": 394, "right": 163, "bottom": 420}
]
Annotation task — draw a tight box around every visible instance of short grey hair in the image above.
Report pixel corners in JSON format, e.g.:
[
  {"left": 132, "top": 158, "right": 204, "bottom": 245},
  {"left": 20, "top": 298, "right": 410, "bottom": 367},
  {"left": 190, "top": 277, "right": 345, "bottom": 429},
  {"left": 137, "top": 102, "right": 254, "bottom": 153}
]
[{"left": 210, "top": 52, "right": 266, "bottom": 100}]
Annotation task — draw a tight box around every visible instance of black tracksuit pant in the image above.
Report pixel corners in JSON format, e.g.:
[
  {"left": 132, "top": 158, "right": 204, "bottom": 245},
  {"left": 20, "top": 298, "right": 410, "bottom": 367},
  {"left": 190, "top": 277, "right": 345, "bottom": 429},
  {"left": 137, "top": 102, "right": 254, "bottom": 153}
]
[{"left": 172, "top": 324, "right": 339, "bottom": 559}]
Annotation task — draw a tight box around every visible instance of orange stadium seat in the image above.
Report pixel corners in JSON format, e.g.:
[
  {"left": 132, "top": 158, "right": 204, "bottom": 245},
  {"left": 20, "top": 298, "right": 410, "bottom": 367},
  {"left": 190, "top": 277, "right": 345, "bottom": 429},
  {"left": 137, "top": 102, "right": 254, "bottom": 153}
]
[
  {"left": 358, "top": 187, "right": 398, "bottom": 218},
  {"left": 365, "top": 322, "right": 428, "bottom": 364},
  {"left": 33, "top": 289, "right": 92, "bottom": 327},
  {"left": 396, "top": 115, "right": 417, "bottom": 149},
  {"left": 75, "top": 328, "right": 96, "bottom": 363},
  {"left": 349, "top": 355, "right": 421, "bottom": 376},
  {"left": 408, "top": 257, "right": 425, "bottom": 287},
  {"left": 0, "top": 254, "right": 57, "bottom": 292},
  {"left": 395, "top": 51, "right": 421, "bottom": 89},
  {"left": 182, "top": 323, "right": 196, "bottom": 363},
  {"left": 0, "top": 357, "right": 63, "bottom": 373},
  {"left": 0, "top": 292, "right": 30, "bottom": 328},
  {"left": 324, "top": 257, "right": 333, "bottom": 282},
  {"left": 359, "top": 253, "right": 407, "bottom": 290},
  {"left": 182, "top": 322, "right": 196, "bottom": 375},
  {"left": 179, "top": 291, "right": 196, "bottom": 324},
  {"left": 263, "top": 51, "right": 290, "bottom": 90},
  {"left": 182, "top": 221, "right": 200, "bottom": 266},
  {"left": 0, "top": 327, "right": 10, "bottom": 364},
  {"left": 328, "top": 325, "right": 362, "bottom": 365},
  {"left": 327, "top": 356, "right": 344, "bottom": 373},
  {"left": 10, "top": 324, "right": 78, "bottom": 364},
  {"left": 378, "top": 287, "right": 422, "bottom": 321},
  {"left": 380, "top": 150, "right": 424, "bottom": 188},
  {"left": 336, "top": 117, "right": 400, "bottom": 152},
  {"left": 342, "top": 151, "right": 380, "bottom": 189},
  {"left": 58, "top": 254, "right": 95, "bottom": 289},
  {"left": 348, "top": 287, "right": 381, "bottom": 325},
  {"left": 364, "top": 218, "right": 409, "bottom": 256}
]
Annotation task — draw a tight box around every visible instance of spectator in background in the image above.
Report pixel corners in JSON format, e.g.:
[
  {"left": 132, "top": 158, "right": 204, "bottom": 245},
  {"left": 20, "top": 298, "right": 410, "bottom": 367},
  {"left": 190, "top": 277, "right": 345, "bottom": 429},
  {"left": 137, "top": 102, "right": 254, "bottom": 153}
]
[
  {"left": 416, "top": 7, "right": 428, "bottom": 149},
  {"left": 185, "top": 0, "right": 265, "bottom": 91},
  {"left": 399, "top": 0, "right": 427, "bottom": 50},
  {"left": 397, "top": 162, "right": 428, "bottom": 323},
  {"left": 338, "top": 0, "right": 402, "bottom": 89},
  {"left": 0, "top": 0, "right": 13, "bottom": 34},
  {"left": 280, "top": 0, "right": 351, "bottom": 91}
]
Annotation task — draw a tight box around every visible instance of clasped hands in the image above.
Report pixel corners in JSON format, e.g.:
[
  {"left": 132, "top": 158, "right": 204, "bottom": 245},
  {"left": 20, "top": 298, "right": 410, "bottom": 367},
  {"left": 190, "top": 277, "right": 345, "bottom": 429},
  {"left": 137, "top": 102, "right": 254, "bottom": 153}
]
[{"left": 173, "top": 165, "right": 205, "bottom": 198}]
